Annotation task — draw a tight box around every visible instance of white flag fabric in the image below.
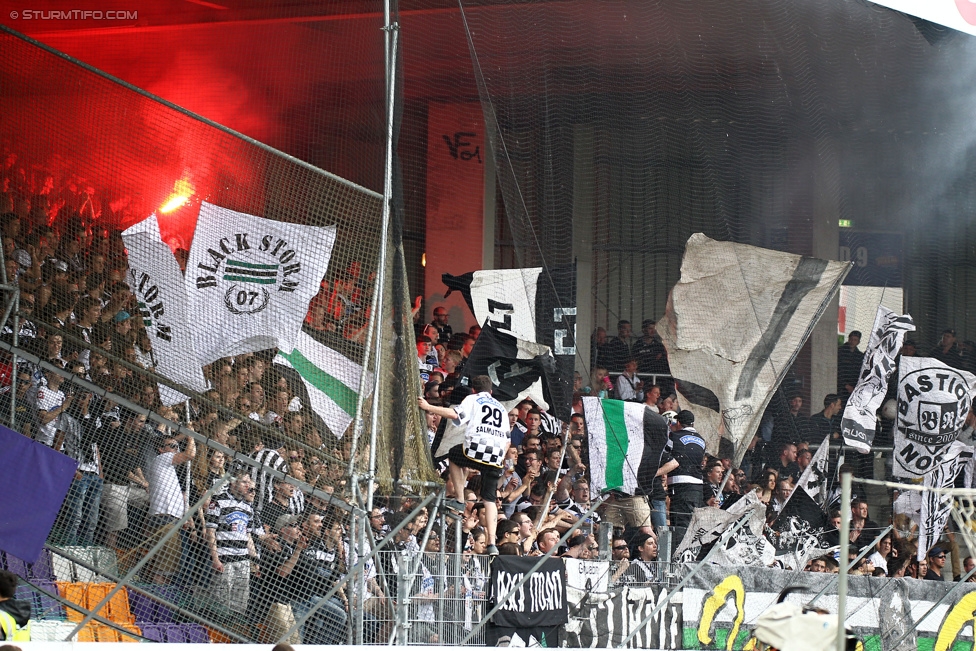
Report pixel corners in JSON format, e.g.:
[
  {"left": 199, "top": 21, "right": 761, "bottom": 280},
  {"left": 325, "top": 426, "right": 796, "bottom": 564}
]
[
  {"left": 185, "top": 202, "right": 337, "bottom": 364},
  {"left": 582, "top": 397, "right": 647, "bottom": 497},
  {"left": 672, "top": 491, "right": 761, "bottom": 561},
  {"left": 841, "top": 306, "right": 915, "bottom": 453},
  {"left": 917, "top": 441, "right": 967, "bottom": 561},
  {"left": 121, "top": 214, "right": 207, "bottom": 406},
  {"left": 274, "top": 330, "right": 370, "bottom": 439},
  {"left": 468, "top": 267, "right": 542, "bottom": 342},
  {"left": 657, "top": 233, "right": 849, "bottom": 462},
  {"left": 894, "top": 356, "right": 976, "bottom": 478}
]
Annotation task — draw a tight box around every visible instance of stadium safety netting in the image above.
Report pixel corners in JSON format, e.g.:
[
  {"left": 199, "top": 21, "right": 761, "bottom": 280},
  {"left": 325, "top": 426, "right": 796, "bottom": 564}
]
[{"left": 3, "top": 0, "right": 976, "bottom": 646}]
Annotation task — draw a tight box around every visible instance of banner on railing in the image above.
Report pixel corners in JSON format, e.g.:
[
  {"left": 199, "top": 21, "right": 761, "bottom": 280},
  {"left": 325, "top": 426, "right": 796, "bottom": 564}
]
[{"left": 684, "top": 563, "right": 976, "bottom": 650}]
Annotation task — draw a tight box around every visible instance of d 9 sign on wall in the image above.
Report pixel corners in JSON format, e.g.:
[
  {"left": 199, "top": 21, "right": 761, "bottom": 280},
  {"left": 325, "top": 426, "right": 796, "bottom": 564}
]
[{"left": 894, "top": 356, "right": 976, "bottom": 478}]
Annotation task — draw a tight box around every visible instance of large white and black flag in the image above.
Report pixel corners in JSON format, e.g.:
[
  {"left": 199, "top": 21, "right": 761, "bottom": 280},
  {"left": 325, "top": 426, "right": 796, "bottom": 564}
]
[
  {"left": 841, "top": 306, "right": 915, "bottom": 453},
  {"left": 443, "top": 265, "right": 576, "bottom": 420},
  {"left": 121, "top": 214, "right": 207, "bottom": 405},
  {"left": 917, "top": 441, "right": 967, "bottom": 561},
  {"left": 657, "top": 233, "right": 850, "bottom": 462},
  {"left": 185, "top": 202, "right": 337, "bottom": 364},
  {"left": 894, "top": 356, "right": 976, "bottom": 478}
]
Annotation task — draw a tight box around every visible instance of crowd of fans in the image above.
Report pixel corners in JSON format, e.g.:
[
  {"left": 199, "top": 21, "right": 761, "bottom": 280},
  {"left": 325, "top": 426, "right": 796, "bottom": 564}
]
[{"left": 3, "top": 158, "right": 976, "bottom": 645}]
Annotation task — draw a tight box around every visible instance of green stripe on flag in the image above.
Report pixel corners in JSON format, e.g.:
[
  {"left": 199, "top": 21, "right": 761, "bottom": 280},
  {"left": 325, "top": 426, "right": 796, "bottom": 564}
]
[
  {"left": 222, "top": 275, "right": 277, "bottom": 284},
  {"left": 603, "top": 399, "right": 627, "bottom": 490},
  {"left": 279, "top": 348, "right": 358, "bottom": 418},
  {"left": 227, "top": 259, "right": 279, "bottom": 270}
]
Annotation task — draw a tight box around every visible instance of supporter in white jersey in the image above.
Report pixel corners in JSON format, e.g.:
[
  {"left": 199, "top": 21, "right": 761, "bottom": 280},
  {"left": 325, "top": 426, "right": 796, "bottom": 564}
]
[{"left": 418, "top": 375, "right": 510, "bottom": 555}]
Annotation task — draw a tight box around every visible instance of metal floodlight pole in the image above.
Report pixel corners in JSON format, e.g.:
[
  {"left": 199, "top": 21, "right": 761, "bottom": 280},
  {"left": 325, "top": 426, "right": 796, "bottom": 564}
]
[
  {"left": 617, "top": 515, "right": 751, "bottom": 649},
  {"left": 64, "top": 473, "right": 233, "bottom": 640},
  {"left": 459, "top": 495, "right": 608, "bottom": 646},
  {"left": 276, "top": 490, "right": 439, "bottom": 644},
  {"left": 836, "top": 471, "right": 852, "bottom": 651}
]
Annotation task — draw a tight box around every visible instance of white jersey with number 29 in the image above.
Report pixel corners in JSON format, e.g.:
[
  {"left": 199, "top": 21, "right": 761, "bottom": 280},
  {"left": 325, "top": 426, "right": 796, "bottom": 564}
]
[{"left": 454, "top": 391, "right": 511, "bottom": 467}]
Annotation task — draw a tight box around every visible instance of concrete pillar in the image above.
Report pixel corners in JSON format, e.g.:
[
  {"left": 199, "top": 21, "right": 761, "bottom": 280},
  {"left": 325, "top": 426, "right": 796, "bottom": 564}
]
[
  {"left": 573, "top": 125, "right": 596, "bottom": 379},
  {"left": 810, "top": 137, "right": 841, "bottom": 412}
]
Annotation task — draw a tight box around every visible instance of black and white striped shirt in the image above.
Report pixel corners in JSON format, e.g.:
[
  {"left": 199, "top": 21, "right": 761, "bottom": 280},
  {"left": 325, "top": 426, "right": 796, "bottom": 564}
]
[
  {"left": 251, "top": 447, "right": 287, "bottom": 513},
  {"left": 206, "top": 491, "right": 264, "bottom": 563}
]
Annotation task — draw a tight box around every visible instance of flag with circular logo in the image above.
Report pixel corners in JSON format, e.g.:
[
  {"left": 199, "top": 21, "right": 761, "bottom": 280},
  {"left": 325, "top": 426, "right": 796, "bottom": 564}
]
[
  {"left": 186, "top": 202, "right": 337, "bottom": 364},
  {"left": 894, "top": 355, "right": 976, "bottom": 478}
]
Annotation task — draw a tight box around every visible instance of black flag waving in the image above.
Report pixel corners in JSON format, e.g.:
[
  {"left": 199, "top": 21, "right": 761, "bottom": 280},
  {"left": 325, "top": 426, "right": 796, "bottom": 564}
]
[{"left": 460, "top": 323, "right": 557, "bottom": 410}]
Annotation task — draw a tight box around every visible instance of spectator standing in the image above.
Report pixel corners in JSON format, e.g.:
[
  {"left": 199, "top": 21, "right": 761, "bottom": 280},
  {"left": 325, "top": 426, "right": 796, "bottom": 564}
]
[
  {"left": 418, "top": 375, "right": 510, "bottom": 555},
  {"left": 206, "top": 472, "right": 262, "bottom": 620},
  {"left": 633, "top": 319, "right": 669, "bottom": 375},
  {"left": 34, "top": 366, "right": 70, "bottom": 447},
  {"left": 604, "top": 320, "right": 635, "bottom": 371},
  {"left": 290, "top": 512, "right": 349, "bottom": 645},
  {"left": 925, "top": 547, "right": 947, "bottom": 581},
  {"left": 427, "top": 306, "right": 453, "bottom": 346},
  {"left": 666, "top": 410, "right": 706, "bottom": 547},
  {"left": 838, "top": 331, "right": 864, "bottom": 396},
  {"left": 144, "top": 432, "right": 196, "bottom": 584},
  {"left": 615, "top": 359, "right": 643, "bottom": 402}
]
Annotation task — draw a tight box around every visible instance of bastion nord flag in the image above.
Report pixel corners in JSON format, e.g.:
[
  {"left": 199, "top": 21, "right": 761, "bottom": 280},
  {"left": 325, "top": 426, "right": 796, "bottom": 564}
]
[
  {"left": 841, "top": 306, "right": 915, "bottom": 453},
  {"left": 657, "top": 233, "right": 849, "bottom": 463},
  {"left": 275, "top": 329, "right": 371, "bottom": 439},
  {"left": 443, "top": 265, "right": 576, "bottom": 420},
  {"left": 186, "top": 202, "right": 337, "bottom": 364},
  {"left": 894, "top": 355, "right": 976, "bottom": 478},
  {"left": 122, "top": 214, "right": 207, "bottom": 405},
  {"left": 582, "top": 397, "right": 669, "bottom": 499}
]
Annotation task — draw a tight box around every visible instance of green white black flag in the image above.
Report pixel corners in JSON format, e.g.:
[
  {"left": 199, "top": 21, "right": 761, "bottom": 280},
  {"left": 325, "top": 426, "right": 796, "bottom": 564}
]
[{"left": 275, "top": 330, "right": 371, "bottom": 438}]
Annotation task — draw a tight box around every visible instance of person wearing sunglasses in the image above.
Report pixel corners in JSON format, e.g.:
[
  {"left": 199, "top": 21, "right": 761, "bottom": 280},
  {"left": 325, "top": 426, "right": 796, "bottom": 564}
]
[{"left": 925, "top": 546, "right": 947, "bottom": 581}]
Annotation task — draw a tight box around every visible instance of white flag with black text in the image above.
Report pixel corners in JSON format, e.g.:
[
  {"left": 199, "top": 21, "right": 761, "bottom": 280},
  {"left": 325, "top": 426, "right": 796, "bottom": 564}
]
[
  {"left": 121, "top": 214, "right": 207, "bottom": 405},
  {"left": 841, "top": 306, "right": 915, "bottom": 453},
  {"left": 185, "top": 202, "right": 337, "bottom": 364},
  {"left": 894, "top": 356, "right": 976, "bottom": 478}
]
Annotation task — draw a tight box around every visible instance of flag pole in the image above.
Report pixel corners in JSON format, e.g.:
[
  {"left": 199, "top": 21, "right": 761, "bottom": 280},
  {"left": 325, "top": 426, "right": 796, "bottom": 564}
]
[{"left": 836, "top": 471, "right": 852, "bottom": 651}]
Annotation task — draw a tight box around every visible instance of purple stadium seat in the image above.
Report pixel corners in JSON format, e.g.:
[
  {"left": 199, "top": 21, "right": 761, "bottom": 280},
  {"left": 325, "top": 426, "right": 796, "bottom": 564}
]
[
  {"left": 163, "top": 624, "right": 187, "bottom": 643},
  {"left": 4, "top": 555, "right": 29, "bottom": 580},
  {"left": 127, "top": 591, "right": 155, "bottom": 624},
  {"left": 129, "top": 586, "right": 178, "bottom": 624},
  {"left": 179, "top": 623, "right": 209, "bottom": 644},
  {"left": 139, "top": 624, "right": 166, "bottom": 643},
  {"left": 33, "top": 579, "right": 66, "bottom": 619}
]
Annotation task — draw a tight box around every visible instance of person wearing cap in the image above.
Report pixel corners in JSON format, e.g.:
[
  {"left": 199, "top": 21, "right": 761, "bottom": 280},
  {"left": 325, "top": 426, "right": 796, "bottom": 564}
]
[
  {"left": 112, "top": 309, "right": 132, "bottom": 330},
  {"left": 926, "top": 546, "right": 948, "bottom": 581},
  {"left": 666, "top": 410, "right": 706, "bottom": 547},
  {"left": 931, "top": 328, "right": 964, "bottom": 369}
]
